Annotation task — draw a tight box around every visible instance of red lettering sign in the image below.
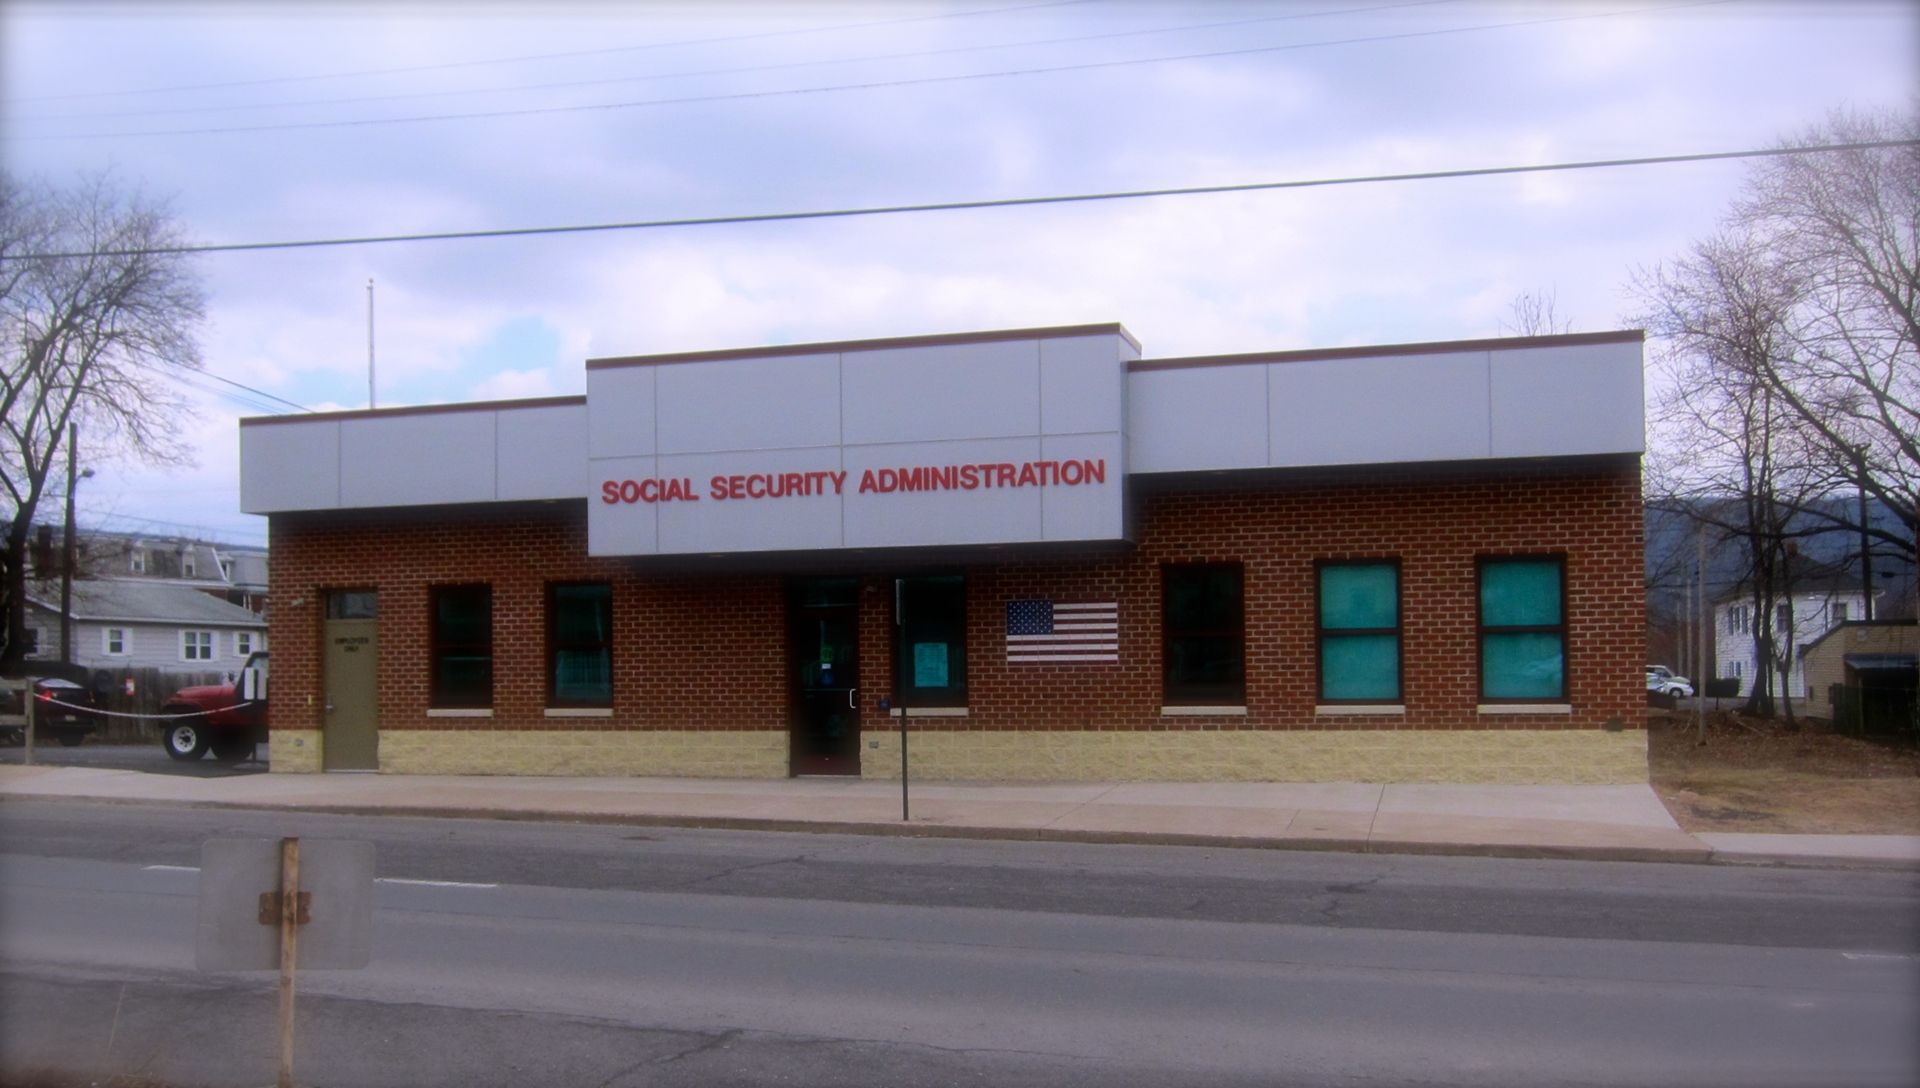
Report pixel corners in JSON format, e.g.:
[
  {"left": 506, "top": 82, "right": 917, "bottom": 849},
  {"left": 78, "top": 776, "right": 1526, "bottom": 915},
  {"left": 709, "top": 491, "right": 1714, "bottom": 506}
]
[{"left": 601, "top": 460, "right": 1105, "bottom": 504}]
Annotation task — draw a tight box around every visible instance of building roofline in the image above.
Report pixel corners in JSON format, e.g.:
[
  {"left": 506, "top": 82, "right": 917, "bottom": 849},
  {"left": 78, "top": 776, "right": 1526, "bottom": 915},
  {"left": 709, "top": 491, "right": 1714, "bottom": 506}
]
[
  {"left": 240, "top": 394, "right": 586, "bottom": 428},
  {"left": 1129, "top": 329, "right": 1644, "bottom": 372},
  {"left": 585, "top": 322, "right": 1142, "bottom": 370},
  {"left": 23, "top": 598, "right": 269, "bottom": 627}
]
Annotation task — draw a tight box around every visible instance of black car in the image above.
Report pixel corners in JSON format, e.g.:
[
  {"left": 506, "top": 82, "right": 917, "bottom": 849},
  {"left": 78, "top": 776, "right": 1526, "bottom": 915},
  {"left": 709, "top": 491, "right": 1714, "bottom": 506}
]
[{"left": 0, "top": 676, "right": 102, "bottom": 747}]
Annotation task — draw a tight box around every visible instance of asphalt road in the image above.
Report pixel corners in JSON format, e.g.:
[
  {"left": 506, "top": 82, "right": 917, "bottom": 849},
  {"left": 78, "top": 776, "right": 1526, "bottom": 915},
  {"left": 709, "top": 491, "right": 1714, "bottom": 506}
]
[{"left": 3, "top": 800, "right": 1917, "bottom": 1088}]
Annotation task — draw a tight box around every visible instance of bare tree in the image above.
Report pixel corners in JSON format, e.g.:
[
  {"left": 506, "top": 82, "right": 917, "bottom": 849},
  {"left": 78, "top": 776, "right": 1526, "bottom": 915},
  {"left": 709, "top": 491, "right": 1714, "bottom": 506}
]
[
  {"left": 0, "top": 172, "right": 207, "bottom": 669},
  {"left": 1732, "top": 110, "right": 1918, "bottom": 563},
  {"left": 1638, "top": 108, "right": 1920, "bottom": 719},
  {"left": 1639, "top": 228, "right": 1830, "bottom": 723},
  {"left": 1501, "top": 288, "right": 1572, "bottom": 337}
]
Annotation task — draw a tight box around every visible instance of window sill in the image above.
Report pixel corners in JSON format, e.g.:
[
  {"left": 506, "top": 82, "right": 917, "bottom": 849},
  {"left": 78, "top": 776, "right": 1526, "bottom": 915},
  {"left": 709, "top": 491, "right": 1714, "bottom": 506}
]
[
  {"left": 427, "top": 708, "right": 493, "bottom": 718},
  {"left": 1160, "top": 705, "right": 1248, "bottom": 717},
  {"left": 889, "top": 707, "right": 969, "bottom": 717},
  {"left": 544, "top": 707, "right": 613, "bottom": 718},
  {"left": 1476, "top": 703, "right": 1573, "bottom": 715},
  {"left": 1315, "top": 704, "right": 1405, "bottom": 716}
]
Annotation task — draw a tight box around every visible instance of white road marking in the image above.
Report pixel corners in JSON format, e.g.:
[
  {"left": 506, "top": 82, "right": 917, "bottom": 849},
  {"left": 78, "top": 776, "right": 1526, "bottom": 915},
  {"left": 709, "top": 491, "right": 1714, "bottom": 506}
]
[
  {"left": 143, "top": 865, "right": 495, "bottom": 890},
  {"left": 1840, "top": 952, "right": 1914, "bottom": 962}
]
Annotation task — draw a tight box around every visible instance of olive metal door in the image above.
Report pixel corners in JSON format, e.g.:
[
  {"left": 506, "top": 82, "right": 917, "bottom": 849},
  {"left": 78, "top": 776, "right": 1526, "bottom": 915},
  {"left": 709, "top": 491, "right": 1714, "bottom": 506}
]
[{"left": 323, "top": 592, "right": 379, "bottom": 770}]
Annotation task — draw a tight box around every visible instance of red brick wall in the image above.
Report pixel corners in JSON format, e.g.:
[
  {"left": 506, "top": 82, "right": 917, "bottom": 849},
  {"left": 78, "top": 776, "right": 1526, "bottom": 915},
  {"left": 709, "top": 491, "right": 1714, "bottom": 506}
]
[
  {"left": 267, "top": 461, "right": 1645, "bottom": 744},
  {"left": 268, "top": 511, "right": 788, "bottom": 735}
]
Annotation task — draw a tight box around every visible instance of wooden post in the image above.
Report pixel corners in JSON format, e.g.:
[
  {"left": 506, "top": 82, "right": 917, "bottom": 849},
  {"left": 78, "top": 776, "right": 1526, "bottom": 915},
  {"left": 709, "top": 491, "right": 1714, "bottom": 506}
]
[
  {"left": 277, "top": 837, "right": 301, "bottom": 1088},
  {"left": 23, "top": 676, "right": 35, "bottom": 766}
]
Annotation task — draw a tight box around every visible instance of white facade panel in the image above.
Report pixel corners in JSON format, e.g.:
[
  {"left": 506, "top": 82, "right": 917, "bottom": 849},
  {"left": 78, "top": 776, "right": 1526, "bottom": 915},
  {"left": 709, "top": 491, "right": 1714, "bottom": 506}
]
[
  {"left": 586, "top": 366, "right": 656, "bottom": 459},
  {"left": 242, "top": 326, "right": 1637, "bottom": 557},
  {"left": 240, "top": 420, "right": 341, "bottom": 513},
  {"left": 1489, "top": 342, "right": 1645, "bottom": 458},
  {"left": 496, "top": 405, "right": 589, "bottom": 502},
  {"left": 586, "top": 455, "right": 660, "bottom": 556},
  {"left": 840, "top": 340, "right": 1041, "bottom": 446},
  {"left": 339, "top": 413, "right": 498, "bottom": 508},
  {"left": 1041, "top": 334, "right": 1130, "bottom": 437},
  {"left": 1039, "top": 433, "right": 1125, "bottom": 541},
  {"left": 656, "top": 353, "right": 841, "bottom": 454},
  {"left": 1127, "top": 366, "right": 1268, "bottom": 473},
  {"left": 1269, "top": 352, "right": 1490, "bottom": 467},
  {"left": 842, "top": 438, "right": 1046, "bottom": 548},
  {"left": 655, "top": 448, "right": 847, "bottom": 554}
]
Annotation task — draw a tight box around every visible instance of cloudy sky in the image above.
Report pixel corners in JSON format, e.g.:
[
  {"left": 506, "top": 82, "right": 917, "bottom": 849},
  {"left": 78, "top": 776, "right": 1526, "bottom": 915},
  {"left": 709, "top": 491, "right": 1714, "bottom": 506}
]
[{"left": 3, "top": 0, "right": 1915, "bottom": 546}]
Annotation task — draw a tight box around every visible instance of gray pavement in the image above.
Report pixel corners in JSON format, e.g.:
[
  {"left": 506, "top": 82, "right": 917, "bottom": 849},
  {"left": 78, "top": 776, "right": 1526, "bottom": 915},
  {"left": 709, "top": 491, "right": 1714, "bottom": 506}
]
[{"left": 4, "top": 760, "right": 1916, "bottom": 869}]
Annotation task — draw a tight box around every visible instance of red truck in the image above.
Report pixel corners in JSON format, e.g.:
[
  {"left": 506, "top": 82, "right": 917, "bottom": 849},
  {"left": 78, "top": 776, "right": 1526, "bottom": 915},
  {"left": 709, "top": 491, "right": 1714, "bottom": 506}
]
[{"left": 160, "top": 651, "right": 269, "bottom": 762}]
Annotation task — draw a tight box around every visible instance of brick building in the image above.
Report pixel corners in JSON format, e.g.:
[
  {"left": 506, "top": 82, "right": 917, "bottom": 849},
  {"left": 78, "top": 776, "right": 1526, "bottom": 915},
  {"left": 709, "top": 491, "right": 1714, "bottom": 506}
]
[{"left": 242, "top": 324, "right": 1648, "bottom": 783}]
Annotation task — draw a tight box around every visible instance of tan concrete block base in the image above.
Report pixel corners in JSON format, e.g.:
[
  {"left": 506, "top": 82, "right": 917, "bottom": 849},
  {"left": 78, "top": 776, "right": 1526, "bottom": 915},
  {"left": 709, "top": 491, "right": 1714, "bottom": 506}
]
[
  {"left": 861, "top": 729, "right": 1648, "bottom": 785},
  {"left": 268, "top": 730, "right": 325, "bottom": 773},
  {"left": 374, "top": 729, "right": 789, "bottom": 778}
]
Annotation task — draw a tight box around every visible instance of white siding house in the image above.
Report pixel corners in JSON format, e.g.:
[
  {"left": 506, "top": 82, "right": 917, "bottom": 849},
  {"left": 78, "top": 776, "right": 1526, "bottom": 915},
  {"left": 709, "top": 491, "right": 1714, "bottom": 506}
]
[
  {"left": 1713, "top": 588, "right": 1873, "bottom": 699},
  {"left": 23, "top": 580, "right": 267, "bottom": 677}
]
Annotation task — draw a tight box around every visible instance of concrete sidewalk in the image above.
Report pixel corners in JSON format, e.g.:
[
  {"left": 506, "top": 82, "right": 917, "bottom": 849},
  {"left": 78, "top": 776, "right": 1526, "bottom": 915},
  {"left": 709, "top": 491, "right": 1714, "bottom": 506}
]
[{"left": 3, "top": 764, "right": 1917, "bottom": 869}]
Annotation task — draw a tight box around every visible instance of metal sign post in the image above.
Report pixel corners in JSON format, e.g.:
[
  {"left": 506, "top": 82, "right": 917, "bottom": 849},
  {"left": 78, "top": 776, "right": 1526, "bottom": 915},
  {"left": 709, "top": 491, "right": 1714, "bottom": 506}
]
[
  {"left": 197, "top": 836, "right": 373, "bottom": 1088},
  {"left": 895, "top": 578, "right": 909, "bottom": 822}
]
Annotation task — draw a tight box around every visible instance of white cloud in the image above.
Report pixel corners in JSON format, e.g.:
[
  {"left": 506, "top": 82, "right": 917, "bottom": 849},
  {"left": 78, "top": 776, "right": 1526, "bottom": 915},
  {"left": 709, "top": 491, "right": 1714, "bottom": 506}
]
[{"left": 4, "top": 0, "right": 1915, "bottom": 540}]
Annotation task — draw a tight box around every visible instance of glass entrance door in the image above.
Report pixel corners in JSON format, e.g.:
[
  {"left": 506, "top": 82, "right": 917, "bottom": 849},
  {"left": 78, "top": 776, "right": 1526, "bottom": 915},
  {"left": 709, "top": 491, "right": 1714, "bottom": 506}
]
[{"left": 789, "top": 579, "right": 860, "bottom": 775}]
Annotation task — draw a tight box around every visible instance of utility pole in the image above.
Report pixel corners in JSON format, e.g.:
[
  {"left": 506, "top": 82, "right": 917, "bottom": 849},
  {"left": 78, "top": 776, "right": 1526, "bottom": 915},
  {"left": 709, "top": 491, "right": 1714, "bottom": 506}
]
[
  {"left": 1858, "top": 469, "right": 1874, "bottom": 621},
  {"left": 59, "top": 423, "right": 87, "bottom": 665},
  {"left": 367, "top": 278, "right": 376, "bottom": 410},
  {"left": 1695, "top": 520, "right": 1708, "bottom": 745}
]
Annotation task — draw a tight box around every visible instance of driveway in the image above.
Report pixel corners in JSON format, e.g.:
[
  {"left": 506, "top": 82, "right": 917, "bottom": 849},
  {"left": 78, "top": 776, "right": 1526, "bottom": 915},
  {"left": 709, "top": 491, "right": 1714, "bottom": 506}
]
[{"left": 0, "top": 739, "right": 266, "bottom": 778}]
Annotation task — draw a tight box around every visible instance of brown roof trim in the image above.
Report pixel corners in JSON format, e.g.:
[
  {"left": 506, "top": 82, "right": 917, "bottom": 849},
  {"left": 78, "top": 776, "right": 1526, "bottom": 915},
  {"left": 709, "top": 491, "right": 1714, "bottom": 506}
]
[
  {"left": 586, "top": 322, "right": 1142, "bottom": 370},
  {"left": 240, "top": 394, "right": 586, "bottom": 427},
  {"left": 1129, "top": 329, "right": 1644, "bottom": 372}
]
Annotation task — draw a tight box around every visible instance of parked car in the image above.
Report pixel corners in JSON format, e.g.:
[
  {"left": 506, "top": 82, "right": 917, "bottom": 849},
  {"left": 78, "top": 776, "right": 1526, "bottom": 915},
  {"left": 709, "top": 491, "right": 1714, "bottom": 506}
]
[
  {"left": 160, "top": 651, "right": 268, "bottom": 762},
  {"left": 0, "top": 676, "right": 102, "bottom": 747},
  {"left": 1646, "top": 665, "right": 1694, "bottom": 698}
]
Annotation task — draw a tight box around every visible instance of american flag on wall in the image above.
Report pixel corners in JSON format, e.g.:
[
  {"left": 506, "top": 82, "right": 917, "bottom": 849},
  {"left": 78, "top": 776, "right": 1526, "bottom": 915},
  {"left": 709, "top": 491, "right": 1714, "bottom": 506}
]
[{"left": 1005, "top": 600, "right": 1119, "bottom": 664}]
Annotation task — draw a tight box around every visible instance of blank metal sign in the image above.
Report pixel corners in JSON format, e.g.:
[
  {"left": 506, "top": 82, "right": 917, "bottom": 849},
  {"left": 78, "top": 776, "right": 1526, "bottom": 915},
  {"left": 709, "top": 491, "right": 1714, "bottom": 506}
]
[{"left": 195, "top": 838, "right": 374, "bottom": 972}]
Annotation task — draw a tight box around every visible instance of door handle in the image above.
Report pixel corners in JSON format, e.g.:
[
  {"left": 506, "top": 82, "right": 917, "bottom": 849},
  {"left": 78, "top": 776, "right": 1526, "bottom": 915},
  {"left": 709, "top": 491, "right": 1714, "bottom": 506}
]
[
  {"left": 847, "top": 687, "right": 857, "bottom": 709},
  {"left": 325, "top": 699, "right": 335, "bottom": 714}
]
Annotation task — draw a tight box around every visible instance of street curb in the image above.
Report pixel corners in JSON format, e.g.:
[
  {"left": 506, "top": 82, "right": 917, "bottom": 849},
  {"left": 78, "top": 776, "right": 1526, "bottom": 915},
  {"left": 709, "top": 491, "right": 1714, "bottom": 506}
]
[
  {"left": 5, "top": 792, "right": 1726, "bottom": 866},
  {"left": 1703, "top": 849, "right": 1920, "bottom": 873}
]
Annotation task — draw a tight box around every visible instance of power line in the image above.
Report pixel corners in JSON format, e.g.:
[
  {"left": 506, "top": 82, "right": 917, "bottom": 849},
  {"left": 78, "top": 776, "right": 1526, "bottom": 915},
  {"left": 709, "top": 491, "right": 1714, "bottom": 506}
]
[
  {"left": 3, "top": 0, "right": 1096, "bottom": 105},
  {"left": 13, "top": 0, "right": 1467, "bottom": 125},
  {"left": 18, "top": 0, "right": 1735, "bottom": 142},
  {"left": 192, "top": 371, "right": 314, "bottom": 414},
  {"left": 8, "top": 139, "right": 1913, "bottom": 263}
]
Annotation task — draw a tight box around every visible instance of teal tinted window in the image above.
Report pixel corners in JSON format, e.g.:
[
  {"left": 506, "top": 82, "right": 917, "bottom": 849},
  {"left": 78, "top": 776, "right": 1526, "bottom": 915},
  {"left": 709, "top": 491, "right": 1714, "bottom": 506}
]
[
  {"left": 1481, "top": 633, "right": 1565, "bottom": 699},
  {"left": 899, "top": 575, "right": 967, "bottom": 707},
  {"left": 1318, "top": 562, "right": 1400, "bottom": 702},
  {"left": 1321, "top": 565, "right": 1397, "bottom": 629},
  {"left": 1321, "top": 634, "right": 1400, "bottom": 701},
  {"left": 1478, "top": 558, "right": 1566, "bottom": 701},
  {"left": 549, "top": 583, "right": 612, "bottom": 706},
  {"left": 1480, "top": 559, "right": 1562, "bottom": 626}
]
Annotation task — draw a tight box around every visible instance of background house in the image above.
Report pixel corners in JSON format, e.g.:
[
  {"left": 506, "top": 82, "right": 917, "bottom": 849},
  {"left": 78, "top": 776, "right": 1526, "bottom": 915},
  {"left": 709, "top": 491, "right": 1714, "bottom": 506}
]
[
  {"left": 22, "top": 580, "right": 266, "bottom": 675},
  {"left": 1712, "top": 573, "right": 1877, "bottom": 700},
  {"left": 1647, "top": 498, "right": 1915, "bottom": 698},
  {"left": 1801, "top": 620, "right": 1919, "bottom": 735},
  {"left": 17, "top": 528, "right": 269, "bottom": 739}
]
